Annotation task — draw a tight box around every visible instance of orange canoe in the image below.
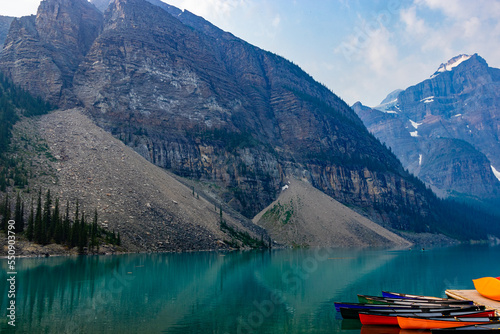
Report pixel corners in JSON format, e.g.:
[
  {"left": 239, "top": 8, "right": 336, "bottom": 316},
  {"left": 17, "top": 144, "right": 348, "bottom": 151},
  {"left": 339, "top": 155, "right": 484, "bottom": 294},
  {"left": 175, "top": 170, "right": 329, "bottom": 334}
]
[
  {"left": 397, "top": 317, "right": 497, "bottom": 330},
  {"left": 473, "top": 277, "right": 500, "bottom": 301}
]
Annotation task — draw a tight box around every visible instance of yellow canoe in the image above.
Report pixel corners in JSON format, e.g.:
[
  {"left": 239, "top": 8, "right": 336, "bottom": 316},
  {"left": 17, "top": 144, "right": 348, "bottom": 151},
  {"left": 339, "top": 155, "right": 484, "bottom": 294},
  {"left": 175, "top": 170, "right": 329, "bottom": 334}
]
[{"left": 473, "top": 277, "right": 500, "bottom": 301}]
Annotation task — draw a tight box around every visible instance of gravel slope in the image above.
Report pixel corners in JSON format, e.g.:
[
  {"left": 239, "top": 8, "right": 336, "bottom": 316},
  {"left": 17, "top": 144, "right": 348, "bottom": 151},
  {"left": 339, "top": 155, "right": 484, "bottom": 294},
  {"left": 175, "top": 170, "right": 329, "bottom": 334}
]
[
  {"left": 254, "top": 178, "right": 412, "bottom": 247},
  {"left": 35, "top": 108, "right": 263, "bottom": 252}
]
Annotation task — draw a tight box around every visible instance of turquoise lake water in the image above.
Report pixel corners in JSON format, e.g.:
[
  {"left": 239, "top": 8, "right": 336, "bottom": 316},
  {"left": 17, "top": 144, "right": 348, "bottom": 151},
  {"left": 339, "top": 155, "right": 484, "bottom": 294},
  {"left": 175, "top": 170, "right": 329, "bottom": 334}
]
[{"left": 1, "top": 244, "right": 498, "bottom": 333}]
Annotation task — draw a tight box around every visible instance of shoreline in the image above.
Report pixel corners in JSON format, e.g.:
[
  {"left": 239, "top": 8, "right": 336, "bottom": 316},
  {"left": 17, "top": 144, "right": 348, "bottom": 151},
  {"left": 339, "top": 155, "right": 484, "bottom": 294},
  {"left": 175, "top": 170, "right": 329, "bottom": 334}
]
[{"left": 2, "top": 229, "right": 491, "bottom": 260}]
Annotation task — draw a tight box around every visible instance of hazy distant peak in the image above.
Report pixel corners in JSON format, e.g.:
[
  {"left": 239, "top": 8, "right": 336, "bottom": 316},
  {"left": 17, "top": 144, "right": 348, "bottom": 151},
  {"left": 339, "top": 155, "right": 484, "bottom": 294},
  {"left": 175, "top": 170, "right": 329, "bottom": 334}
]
[
  {"left": 379, "top": 89, "right": 403, "bottom": 105},
  {"left": 372, "top": 89, "right": 403, "bottom": 114}
]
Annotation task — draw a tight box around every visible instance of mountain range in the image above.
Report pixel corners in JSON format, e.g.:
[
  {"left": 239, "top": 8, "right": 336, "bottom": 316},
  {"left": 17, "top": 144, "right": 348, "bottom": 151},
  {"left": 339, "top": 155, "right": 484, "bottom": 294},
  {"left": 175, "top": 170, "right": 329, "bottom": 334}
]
[
  {"left": 353, "top": 54, "right": 500, "bottom": 211},
  {"left": 0, "top": 0, "right": 498, "bottom": 251}
]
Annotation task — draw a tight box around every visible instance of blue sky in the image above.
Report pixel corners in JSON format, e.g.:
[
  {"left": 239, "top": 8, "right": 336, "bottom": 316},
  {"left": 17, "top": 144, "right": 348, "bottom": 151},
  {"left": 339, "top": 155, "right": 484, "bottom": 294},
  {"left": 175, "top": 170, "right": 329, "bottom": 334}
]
[{"left": 2, "top": 0, "right": 500, "bottom": 106}]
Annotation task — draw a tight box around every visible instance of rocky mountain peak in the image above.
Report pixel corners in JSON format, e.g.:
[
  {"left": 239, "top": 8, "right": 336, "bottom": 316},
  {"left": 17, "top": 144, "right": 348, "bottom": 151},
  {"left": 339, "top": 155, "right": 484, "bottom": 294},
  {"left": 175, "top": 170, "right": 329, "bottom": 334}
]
[
  {"left": 430, "top": 53, "right": 489, "bottom": 78},
  {"left": 355, "top": 53, "right": 500, "bottom": 204},
  {"left": 379, "top": 89, "right": 403, "bottom": 105},
  {"left": 374, "top": 89, "right": 403, "bottom": 113},
  {"left": 103, "top": 0, "right": 184, "bottom": 34},
  {"left": 436, "top": 54, "right": 471, "bottom": 71}
]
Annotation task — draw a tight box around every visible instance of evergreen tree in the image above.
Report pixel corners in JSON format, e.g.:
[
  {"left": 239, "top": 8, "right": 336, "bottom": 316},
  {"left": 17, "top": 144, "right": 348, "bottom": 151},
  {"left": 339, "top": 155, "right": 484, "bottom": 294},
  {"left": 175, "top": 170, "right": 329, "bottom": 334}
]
[
  {"left": 70, "top": 200, "right": 80, "bottom": 248},
  {"left": 0, "top": 194, "right": 9, "bottom": 232},
  {"left": 0, "top": 195, "right": 4, "bottom": 219},
  {"left": 0, "top": 172, "right": 6, "bottom": 192},
  {"left": 14, "top": 192, "right": 24, "bottom": 232},
  {"left": 53, "top": 198, "right": 62, "bottom": 244},
  {"left": 34, "top": 190, "right": 42, "bottom": 244},
  {"left": 117, "top": 231, "right": 121, "bottom": 246},
  {"left": 90, "top": 209, "right": 99, "bottom": 253},
  {"left": 41, "top": 189, "right": 52, "bottom": 244},
  {"left": 26, "top": 198, "right": 34, "bottom": 241},
  {"left": 78, "top": 213, "right": 88, "bottom": 254},
  {"left": 62, "top": 201, "right": 70, "bottom": 245},
  {"left": 20, "top": 202, "right": 25, "bottom": 232}
]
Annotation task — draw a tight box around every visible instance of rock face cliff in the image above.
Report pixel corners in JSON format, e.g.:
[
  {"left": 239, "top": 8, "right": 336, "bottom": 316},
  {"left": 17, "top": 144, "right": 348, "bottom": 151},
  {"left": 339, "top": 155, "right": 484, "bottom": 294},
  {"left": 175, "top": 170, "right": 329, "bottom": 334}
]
[
  {"left": 353, "top": 54, "right": 500, "bottom": 202},
  {"left": 0, "top": 16, "right": 14, "bottom": 49},
  {"left": 0, "top": 0, "right": 445, "bottom": 238},
  {"left": 75, "top": 0, "right": 435, "bottom": 228},
  {"left": 0, "top": 0, "right": 103, "bottom": 106}
]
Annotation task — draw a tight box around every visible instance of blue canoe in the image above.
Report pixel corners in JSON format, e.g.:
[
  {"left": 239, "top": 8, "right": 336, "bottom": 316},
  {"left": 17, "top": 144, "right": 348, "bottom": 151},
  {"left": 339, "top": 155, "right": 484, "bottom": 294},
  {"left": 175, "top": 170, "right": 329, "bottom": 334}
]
[{"left": 382, "top": 291, "right": 473, "bottom": 305}]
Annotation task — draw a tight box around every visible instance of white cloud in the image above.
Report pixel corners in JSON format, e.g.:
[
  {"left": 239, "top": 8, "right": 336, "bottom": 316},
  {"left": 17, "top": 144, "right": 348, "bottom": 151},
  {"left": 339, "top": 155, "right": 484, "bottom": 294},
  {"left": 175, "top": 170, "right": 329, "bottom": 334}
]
[
  {"left": 165, "top": 0, "right": 248, "bottom": 21},
  {"left": 272, "top": 14, "right": 281, "bottom": 28},
  {"left": 407, "top": 0, "right": 500, "bottom": 70},
  {"left": 400, "top": 6, "right": 427, "bottom": 36},
  {"left": 366, "top": 27, "right": 398, "bottom": 75},
  {"left": 0, "top": 0, "right": 41, "bottom": 17},
  {"left": 463, "top": 17, "right": 480, "bottom": 38},
  {"left": 416, "top": 0, "right": 500, "bottom": 21}
]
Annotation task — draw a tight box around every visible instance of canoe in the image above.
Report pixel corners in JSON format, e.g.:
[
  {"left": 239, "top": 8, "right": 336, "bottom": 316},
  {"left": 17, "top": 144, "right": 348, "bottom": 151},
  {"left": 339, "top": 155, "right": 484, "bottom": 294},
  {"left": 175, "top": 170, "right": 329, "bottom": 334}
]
[
  {"left": 335, "top": 302, "right": 415, "bottom": 312},
  {"left": 432, "top": 322, "right": 500, "bottom": 334},
  {"left": 473, "top": 277, "right": 500, "bottom": 301},
  {"left": 335, "top": 300, "right": 476, "bottom": 313},
  {"left": 359, "top": 295, "right": 473, "bottom": 305},
  {"left": 341, "top": 305, "right": 485, "bottom": 320},
  {"left": 398, "top": 317, "right": 500, "bottom": 330},
  {"left": 383, "top": 291, "right": 472, "bottom": 304},
  {"left": 359, "top": 311, "right": 497, "bottom": 326},
  {"left": 372, "top": 306, "right": 485, "bottom": 314}
]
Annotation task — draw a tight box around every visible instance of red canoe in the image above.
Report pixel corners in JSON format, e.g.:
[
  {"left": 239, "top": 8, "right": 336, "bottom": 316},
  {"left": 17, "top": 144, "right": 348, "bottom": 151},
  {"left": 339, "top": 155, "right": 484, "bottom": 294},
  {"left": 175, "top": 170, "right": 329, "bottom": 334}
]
[{"left": 359, "top": 311, "right": 497, "bottom": 326}]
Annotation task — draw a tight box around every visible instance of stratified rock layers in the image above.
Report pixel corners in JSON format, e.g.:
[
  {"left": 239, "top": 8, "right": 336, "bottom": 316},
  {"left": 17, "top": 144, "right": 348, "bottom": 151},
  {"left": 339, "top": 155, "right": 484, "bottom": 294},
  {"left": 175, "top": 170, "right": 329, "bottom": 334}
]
[{"left": 1, "top": 0, "right": 439, "bottom": 234}]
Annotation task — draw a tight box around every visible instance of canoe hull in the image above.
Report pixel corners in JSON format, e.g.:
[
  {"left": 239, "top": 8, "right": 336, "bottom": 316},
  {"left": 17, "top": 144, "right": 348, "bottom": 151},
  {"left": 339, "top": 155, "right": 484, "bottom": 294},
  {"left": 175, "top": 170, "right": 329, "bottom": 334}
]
[
  {"left": 473, "top": 277, "right": 500, "bottom": 301},
  {"left": 360, "top": 311, "right": 497, "bottom": 326},
  {"left": 335, "top": 302, "right": 416, "bottom": 312},
  {"left": 431, "top": 322, "right": 500, "bottom": 334},
  {"left": 339, "top": 304, "right": 485, "bottom": 319},
  {"left": 398, "top": 317, "right": 497, "bottom": 330}
]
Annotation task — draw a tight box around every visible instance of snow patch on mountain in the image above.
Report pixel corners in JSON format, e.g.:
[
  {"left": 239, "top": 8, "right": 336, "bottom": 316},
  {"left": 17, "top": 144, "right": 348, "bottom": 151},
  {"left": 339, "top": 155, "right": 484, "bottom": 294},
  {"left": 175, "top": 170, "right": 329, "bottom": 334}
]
[
  {"left": 492, "top": 166, "right": 500, "bottom": 182},
  {"left": 409, "top": 119, "right": 422, "bottom": 129},
  {"left": 431, "top": 54, "right": 471, "bottom": 78},
  {"left": 420, "top": 96, "right": 435, "bottom": 103}
]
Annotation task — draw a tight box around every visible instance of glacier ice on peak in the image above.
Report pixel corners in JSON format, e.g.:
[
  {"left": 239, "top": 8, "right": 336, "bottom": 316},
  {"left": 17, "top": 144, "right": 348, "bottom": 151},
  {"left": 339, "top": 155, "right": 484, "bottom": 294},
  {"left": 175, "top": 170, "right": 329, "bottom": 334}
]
[
  {"left": 430, "top": 54, "right": 471, "bottom": 78},
  {"left": 437, "top": 54, "right": 471, "bottom": 72}
]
